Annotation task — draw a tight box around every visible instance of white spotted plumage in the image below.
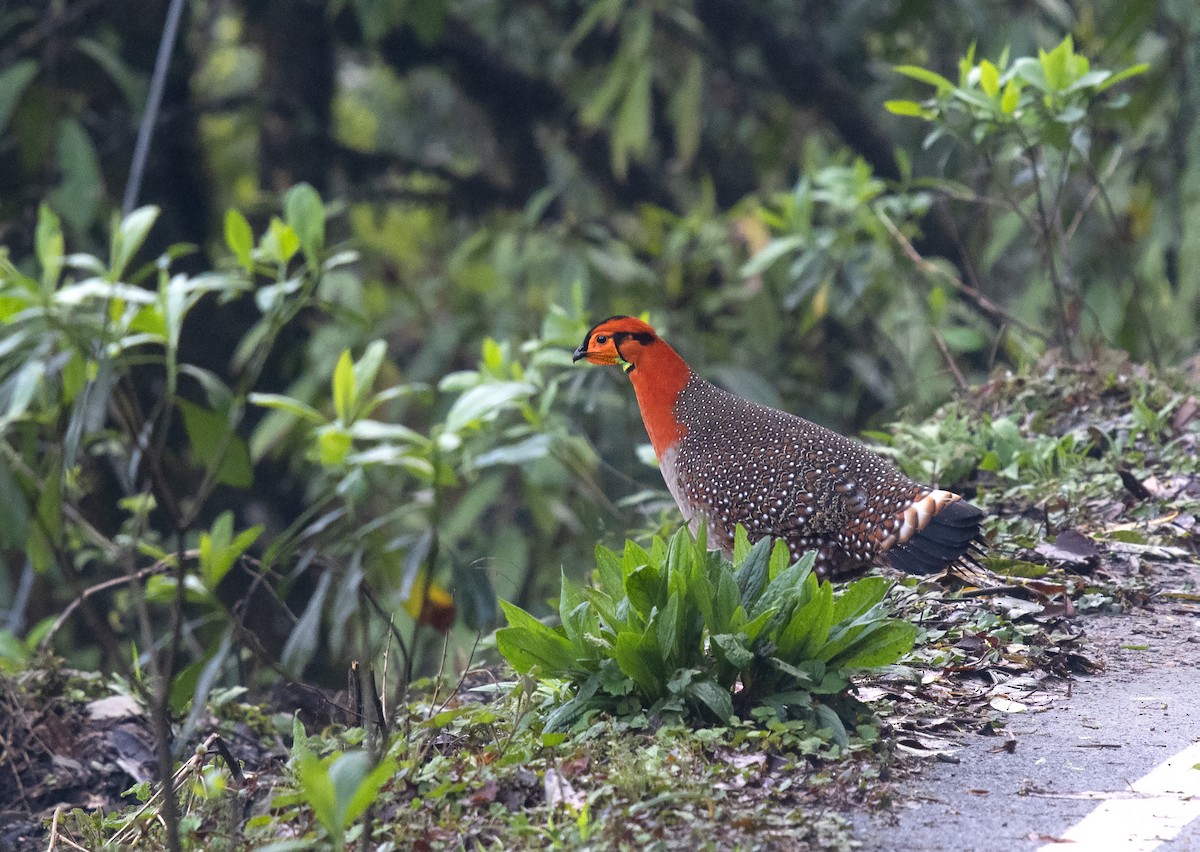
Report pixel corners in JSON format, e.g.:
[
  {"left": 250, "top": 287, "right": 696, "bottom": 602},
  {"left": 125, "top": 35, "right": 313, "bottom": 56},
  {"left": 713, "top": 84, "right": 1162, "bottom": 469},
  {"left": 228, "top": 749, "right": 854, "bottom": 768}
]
[{"left": 667, "top": 374, "right": 979, "bottom": 579}]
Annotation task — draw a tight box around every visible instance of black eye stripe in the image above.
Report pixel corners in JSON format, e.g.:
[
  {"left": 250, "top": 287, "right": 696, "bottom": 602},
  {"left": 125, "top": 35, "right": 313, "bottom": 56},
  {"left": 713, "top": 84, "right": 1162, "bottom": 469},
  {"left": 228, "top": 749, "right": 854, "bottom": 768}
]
[{"left": 611, "top": 331, "right": 654, "bottom": 346}]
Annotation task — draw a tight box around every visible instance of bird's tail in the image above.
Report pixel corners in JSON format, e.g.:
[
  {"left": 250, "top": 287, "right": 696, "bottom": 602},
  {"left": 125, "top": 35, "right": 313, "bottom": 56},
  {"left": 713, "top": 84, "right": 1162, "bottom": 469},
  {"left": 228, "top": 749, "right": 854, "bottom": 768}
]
[{"left": 884, "top": 496, "right": 985, "bottom": 575}]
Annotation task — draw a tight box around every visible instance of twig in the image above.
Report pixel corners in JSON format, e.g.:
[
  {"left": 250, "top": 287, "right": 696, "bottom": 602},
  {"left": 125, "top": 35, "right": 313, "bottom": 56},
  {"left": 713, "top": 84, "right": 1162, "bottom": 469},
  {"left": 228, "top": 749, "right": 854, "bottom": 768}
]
[
  {"left": 929, "top": 328, "right": 969, "bottom": 391},
  {"left": 379, "top": 613, "right": 394, "bottom": 724},
  {"left": 122, "top": 0, "right": 187, "bottom": 214},
  {"left": 109, "top": 733, "right": 221, "bottom": 847},
  {"left": 428, "top": 633, "right": 485, "bottom": 724},
  {"left": 1017, "top": 132, "right": 1074, "bottom": 355},
  {"left": 359, "top": 585, "right": 412, "bottom": 693},
  {"left": 45, "top": 805, "right": 63, "bottom": 852},
  {"left": 0, "top": 0, "right": 109, "bottom": 66},
  {"left": 39, "top": 553, "right": 194, "bottom": 652},
  {"left": 878, "top": 210, "right": 1046, "bottom": 340}
]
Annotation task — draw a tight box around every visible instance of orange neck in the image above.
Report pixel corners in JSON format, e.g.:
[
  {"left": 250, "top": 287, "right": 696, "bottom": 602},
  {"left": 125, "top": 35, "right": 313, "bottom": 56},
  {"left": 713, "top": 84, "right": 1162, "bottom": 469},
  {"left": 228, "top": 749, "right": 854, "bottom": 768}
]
[{"left": 627, "top": 339, "right": 692, "bottom": 457}]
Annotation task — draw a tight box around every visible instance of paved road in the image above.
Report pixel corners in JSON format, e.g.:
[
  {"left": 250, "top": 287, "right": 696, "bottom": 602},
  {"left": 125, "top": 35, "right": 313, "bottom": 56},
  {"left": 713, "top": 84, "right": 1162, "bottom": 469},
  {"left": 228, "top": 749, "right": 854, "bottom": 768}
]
[{"left": 853, "top": 603, "right": 1200, "bottom": 851}]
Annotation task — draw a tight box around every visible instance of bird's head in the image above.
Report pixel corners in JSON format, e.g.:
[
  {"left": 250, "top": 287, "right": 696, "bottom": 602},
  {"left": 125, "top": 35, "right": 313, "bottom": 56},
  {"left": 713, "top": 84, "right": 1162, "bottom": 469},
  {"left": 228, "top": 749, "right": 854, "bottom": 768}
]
[{"left": 572, "top": 316, "right": 661, "bottom": 372}]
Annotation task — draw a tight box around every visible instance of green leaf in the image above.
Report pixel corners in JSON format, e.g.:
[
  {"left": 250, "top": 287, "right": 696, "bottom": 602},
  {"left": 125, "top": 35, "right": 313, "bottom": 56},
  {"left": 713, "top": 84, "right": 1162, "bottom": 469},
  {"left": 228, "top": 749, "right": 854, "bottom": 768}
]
[
  {"left": 687, "top": 679, "right": 733, "bottom": 722},
  {"left": 670, "top": 55, "right": 703, "bottom": 165},
  {"left": 894, "top": 64, "right": 954, "bottom": 91},
  {"left": 110, "top": 206, "right": 160, "bottom": 281},
  {"left": 884, "top": 99, "right": 928, "bottom": 118},
  {"left": 751, "top": 551, "right": 816, "bottom": 621},
  {"left": 316, "top": 425, "right": 352, "bottom": 465},
  {"left": 732, "top": 525, "right": 751, "bottom": 563},
  {"left": 814, "top": 703, "right": 849, "bottom": 746},
  {"left": 741, "top": 606, "right": 778, "bottom": 645},
  {"left": 73, "top": 38, "right": 146, "bottom": 111},
  {"left": 176, "top": 399, "right": 253, "bottom": 488},
  {"left": 282, "top": 571, "right": 331, "bottom": 676},
  {"left": 1000, "top": 80, "right": 1021, "bottom": 114},
  {"left": 1040, "top": 36, "right": 1074, "bottom": 92},
  {"left": 52, "top": 119, "right": 104, "bottom": 237},
  {"left": 168, "top": 659, "right": 203, "bottom": 714},
  {"left": 613, "top": 630, "right": 663, "bottom": 698},
  {"left": 832, "top": 621, "right": 916, "bottom": 669},
  {"left": 0, "top": 60, "right": 37, "bottom": 135},
  {"left": 295, "top": 752, "right": 339, "bottom": 838},
  {"left": 777, "top": 579, "right": 833, "bottom": 658},
  {"left": 818, "top": 618, "right": 892, "bottom": 667},
  {"left": 612, "top": 61, "right": 652, "bottom": 178},
  {"left": 35, "top": 204, "right": 64, "bottom": 292},
  {"left": 2, "top": 359, "right": 44, "bottom": 424},
  {"left": 408, "top": 0, "right": 447, "bottom": 43},
  {"left": 544, "top": 688, "right": 605, "bottom": 733},
  {"left": 352, "top": 340, "right": 387, "bottom": 408},
  {"left": 655, "top": 591, "right": 682, "bottom": 662},
  {"left": 711, "top": 633, "right": 754, "bottom": 669},
  {"left": 740, "top": 234, "right": 806, "bottom": 278},
  {"left": 558, "top": 570, "right": 587, "bottom": 646},
  {"left": 225, "top": 210, "right": 254, "bottom": 271},
  {"left": 831, "top": 576, "right": 890, "bottom": 623},
  {"left": 198, "top": 512, "right": 262, "bottom": 590},
  {"left": 332, "top": 349, "right": 355, "bottom": 423},
  {"left": 261, "top": 217, "right": 300, "bottom": 265},
  {"left": 580, "top": 60, "right": 630, "bottom": 128},
  {"left": 713, "top": 569, "right": 741, "bottom": 632},
  {"left": 594, "top": 545, "right": 624, "bottom": 598},
  {"left": 30, "top": 464, "right": 62, "bottom": 574},
  {"left": 472, "top": 434, "right": 553, "bottom": 468},
  {"left": 334, "top": 751, "right": 395, "bottom": 828},
  {"left": 768, "top": 539, "right": 791, "bottom": 580},
  {"left": 248, "top": 392, "right": 325, "bottom": 423},
  {"left": 284, "top": 183, "right": 325, "bottom": 268},
  {"left": 735, "top": 535, "right": 772, "bottom": 608},
  {"left": 444, "top": 381, "right": 535, "bottom": 434},
  {"left": 624, "top": 562, "right": 664, "bottom": 619},
  {"left": 0, "top": 465, "right": 28, "bottom": 551},
  {"left": 979, "top": 60, "right": 1000, "bottom": 98},
  {"left": 496, "top": 600, "right": 579, "bottom": 674},
  {"left": 1095, "top": 63, "right": 1150, "bottom": 93},
  {"left": 580, "top": 586, "right": 620, "bottom": 635}
]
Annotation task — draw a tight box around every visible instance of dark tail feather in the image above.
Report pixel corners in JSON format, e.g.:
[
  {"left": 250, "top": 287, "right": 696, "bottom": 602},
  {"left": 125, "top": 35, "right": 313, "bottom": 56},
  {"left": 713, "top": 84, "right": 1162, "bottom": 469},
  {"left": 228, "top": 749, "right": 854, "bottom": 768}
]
[{"left": 885, "top": 499, "right": 985, "bottom": 575}]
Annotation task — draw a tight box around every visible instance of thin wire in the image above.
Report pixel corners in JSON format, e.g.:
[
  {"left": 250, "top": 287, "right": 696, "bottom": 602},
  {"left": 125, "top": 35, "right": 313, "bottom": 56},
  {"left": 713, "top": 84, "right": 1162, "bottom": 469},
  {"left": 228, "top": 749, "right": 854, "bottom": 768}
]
[{"left": 121, "top": 0, "right": 188, "bottom": 215}]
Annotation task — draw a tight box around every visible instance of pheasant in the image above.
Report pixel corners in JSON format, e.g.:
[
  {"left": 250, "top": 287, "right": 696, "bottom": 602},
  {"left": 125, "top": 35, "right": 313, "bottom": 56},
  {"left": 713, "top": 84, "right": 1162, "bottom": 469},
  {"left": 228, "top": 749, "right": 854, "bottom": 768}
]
[{"left": 573, "top": 315, "right": 984, "bottom": 580}]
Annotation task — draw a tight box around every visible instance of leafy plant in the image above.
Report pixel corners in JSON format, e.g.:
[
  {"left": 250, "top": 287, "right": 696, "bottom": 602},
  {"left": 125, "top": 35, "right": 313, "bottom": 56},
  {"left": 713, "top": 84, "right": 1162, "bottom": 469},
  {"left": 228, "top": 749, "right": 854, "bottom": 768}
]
[
  {"left": 888, "top": 37, "right": 1149, "bottom": 356},
  {"left": 497, "top": 527, "right": 915, "bottom": 741},
  {"left": 284, "top": 717, "right": 396, "bottom": 849},
  {"left": 738, "top": 156, "right": 986, "bottom": 416}
]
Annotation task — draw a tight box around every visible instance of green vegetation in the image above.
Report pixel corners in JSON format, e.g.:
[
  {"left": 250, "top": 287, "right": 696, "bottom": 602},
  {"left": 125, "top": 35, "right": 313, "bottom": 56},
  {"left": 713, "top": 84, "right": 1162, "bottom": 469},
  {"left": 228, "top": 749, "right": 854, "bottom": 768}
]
[
  {"left": 2, "top": 2, "right": 1199, "bottom": 849},
  {"left": 498, "top": 529, "right": 914, "bottom": 738}
]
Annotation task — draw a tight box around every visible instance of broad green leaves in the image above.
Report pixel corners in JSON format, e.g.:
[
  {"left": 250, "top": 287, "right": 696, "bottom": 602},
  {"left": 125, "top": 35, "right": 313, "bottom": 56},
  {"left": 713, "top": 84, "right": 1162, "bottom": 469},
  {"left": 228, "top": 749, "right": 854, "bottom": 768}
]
[{"left": 497, "top": 527, "right": 916, "bottom": 737}]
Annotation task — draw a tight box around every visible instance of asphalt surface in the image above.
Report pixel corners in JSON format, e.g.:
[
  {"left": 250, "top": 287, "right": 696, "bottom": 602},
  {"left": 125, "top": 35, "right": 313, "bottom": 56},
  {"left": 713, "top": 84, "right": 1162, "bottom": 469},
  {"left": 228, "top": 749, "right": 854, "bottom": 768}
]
[{"left": 852, "top": 603, "right": 1200, "bottom": 851}]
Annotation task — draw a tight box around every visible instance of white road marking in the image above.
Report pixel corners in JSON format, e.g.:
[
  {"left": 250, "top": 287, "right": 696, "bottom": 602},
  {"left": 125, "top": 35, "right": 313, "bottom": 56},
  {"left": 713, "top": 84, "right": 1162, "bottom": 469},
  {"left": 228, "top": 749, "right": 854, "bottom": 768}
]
[{"left": 1038, "top": 740, "right": 1200, "bottom": 851}]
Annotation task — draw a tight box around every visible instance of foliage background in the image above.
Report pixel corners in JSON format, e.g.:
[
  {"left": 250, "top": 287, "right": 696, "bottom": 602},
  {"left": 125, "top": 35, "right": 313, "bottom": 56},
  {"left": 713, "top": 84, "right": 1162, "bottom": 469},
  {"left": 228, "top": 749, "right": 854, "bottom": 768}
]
[{"left": 1, "top": 0, "right": 1197, "bottom": 681}]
